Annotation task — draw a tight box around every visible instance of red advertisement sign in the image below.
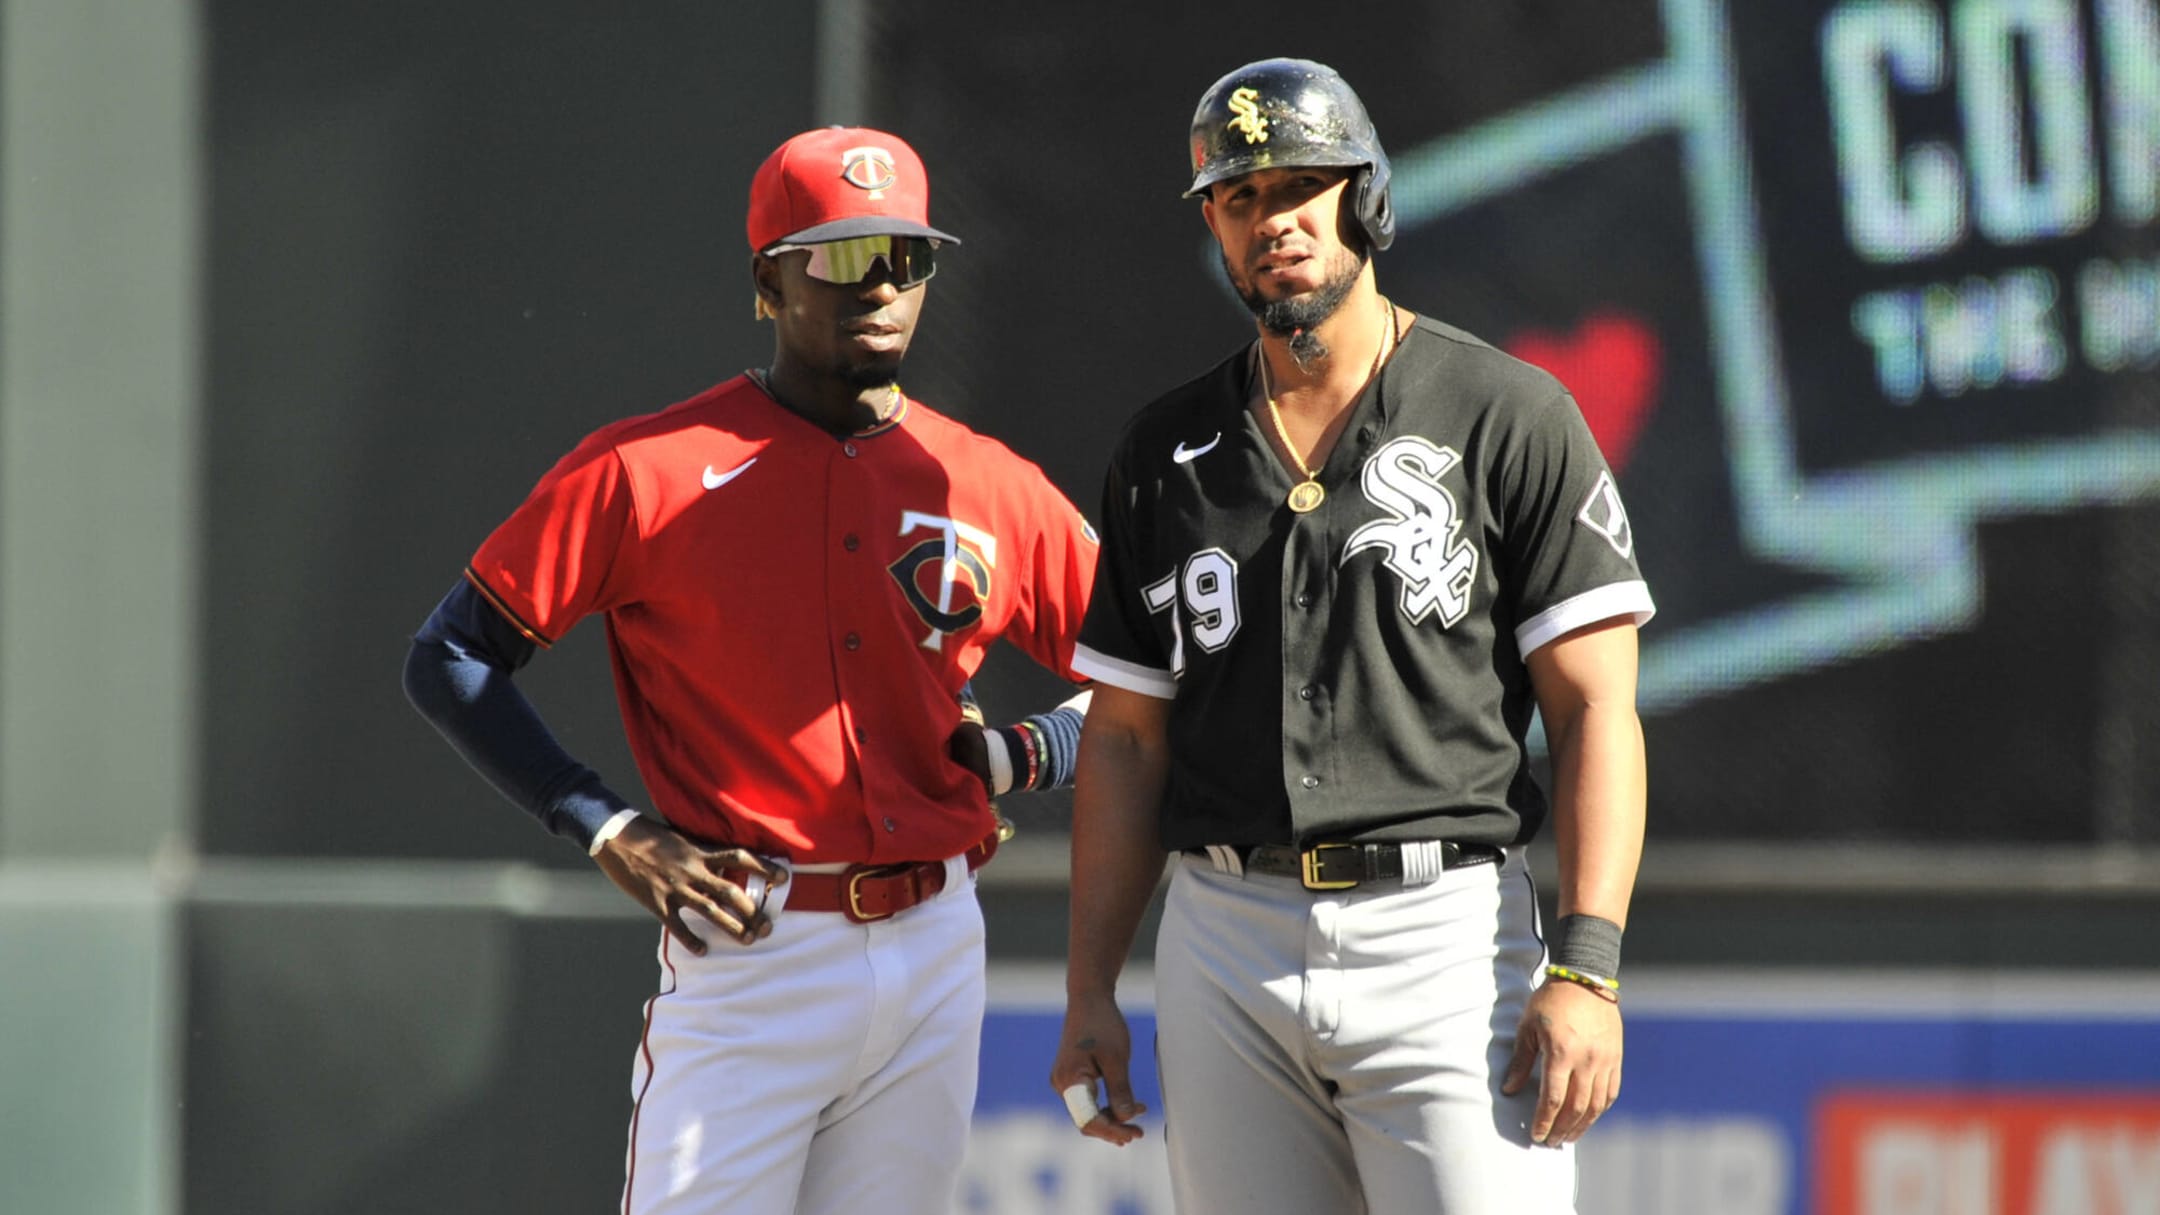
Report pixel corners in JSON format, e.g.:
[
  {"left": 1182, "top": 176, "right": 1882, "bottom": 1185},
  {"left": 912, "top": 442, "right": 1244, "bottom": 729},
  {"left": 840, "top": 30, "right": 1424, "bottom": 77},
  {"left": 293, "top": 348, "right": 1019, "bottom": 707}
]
[{"left": 1817, "top": 1093, "right": 2160, "bottom": 1215}]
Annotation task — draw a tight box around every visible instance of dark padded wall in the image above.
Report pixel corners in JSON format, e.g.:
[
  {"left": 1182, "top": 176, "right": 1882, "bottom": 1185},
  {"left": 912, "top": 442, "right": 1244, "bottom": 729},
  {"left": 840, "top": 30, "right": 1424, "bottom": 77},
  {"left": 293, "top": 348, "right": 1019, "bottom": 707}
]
[{"left": 201, "top": 1, "right": 815, "bottom": 860}]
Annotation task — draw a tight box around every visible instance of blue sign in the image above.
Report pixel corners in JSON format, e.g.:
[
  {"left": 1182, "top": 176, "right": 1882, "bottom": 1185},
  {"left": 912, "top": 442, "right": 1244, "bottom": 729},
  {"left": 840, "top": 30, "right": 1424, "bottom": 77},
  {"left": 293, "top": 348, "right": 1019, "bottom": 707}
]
[{"left": 961, "top": 969, "right": 2160, "bottom": 1215}]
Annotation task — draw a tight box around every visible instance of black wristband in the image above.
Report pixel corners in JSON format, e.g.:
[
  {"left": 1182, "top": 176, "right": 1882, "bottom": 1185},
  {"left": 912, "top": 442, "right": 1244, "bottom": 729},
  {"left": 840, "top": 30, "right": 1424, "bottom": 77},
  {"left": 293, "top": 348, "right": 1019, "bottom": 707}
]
[
  {"left": 990, "top": 724, "right": 1039, "bottom": 790},
  {"left": 1551, "top": 914, "right": 1624, "bottom": 979}
]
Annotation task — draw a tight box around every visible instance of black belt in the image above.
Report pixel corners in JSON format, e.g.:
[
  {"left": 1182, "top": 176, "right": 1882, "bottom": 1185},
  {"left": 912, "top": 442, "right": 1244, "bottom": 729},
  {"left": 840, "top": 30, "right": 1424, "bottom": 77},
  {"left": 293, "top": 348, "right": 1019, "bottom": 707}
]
[{"left": 1188, "top": 840, "right": 1502, "bottom": 890}]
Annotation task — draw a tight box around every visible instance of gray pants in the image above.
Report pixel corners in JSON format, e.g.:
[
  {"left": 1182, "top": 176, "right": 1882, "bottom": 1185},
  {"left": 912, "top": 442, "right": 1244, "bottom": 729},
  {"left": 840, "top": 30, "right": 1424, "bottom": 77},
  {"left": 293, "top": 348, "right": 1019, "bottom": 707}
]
[{"left": 1154, "top": 848, "right": 1577, "bottom": 1214}]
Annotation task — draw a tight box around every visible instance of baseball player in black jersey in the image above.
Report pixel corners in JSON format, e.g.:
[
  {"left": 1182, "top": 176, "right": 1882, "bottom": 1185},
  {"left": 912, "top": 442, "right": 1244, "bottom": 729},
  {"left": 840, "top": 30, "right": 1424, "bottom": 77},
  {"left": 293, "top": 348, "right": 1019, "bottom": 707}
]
[{"left": 1048, "top": 59, "right": 1654, "bottom": 1213}]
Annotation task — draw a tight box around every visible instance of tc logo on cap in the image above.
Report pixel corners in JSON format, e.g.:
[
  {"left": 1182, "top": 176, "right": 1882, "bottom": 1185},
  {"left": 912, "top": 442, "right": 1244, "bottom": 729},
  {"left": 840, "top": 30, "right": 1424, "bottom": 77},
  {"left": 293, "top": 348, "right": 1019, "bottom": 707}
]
[{"left": 841, "top": 146, "right": 898, "bottom": 197}]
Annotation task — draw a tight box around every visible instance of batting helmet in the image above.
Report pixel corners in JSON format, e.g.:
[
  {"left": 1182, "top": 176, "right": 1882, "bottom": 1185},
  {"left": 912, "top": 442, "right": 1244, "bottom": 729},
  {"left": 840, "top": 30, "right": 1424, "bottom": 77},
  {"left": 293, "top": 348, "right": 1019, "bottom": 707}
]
[{"left": 1185, "top": 58, "right": 1395, "bottom": 251}]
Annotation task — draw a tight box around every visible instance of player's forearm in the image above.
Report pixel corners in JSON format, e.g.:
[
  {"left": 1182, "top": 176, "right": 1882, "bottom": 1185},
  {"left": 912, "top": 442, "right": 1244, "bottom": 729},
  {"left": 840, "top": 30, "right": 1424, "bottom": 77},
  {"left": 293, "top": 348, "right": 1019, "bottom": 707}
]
[
  {"left": 403, "top": 638, "right": 635, "bottom": 845},
  {"left": 1065, "top": 711, "right": 1170, "bottom": 998},
  {"left": 404, "top": 582, "right": 635, "bottom": 849},
  {"left": 1542, "top": 697, "right": 1645, "bottom": 927}
]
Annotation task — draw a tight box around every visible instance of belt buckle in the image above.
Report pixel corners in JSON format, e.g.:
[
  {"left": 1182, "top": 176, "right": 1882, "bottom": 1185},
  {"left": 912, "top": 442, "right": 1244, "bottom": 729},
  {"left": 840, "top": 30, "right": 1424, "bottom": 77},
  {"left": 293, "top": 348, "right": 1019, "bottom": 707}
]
[
  {"left": 844, "top": 863, "right": 911, "bottom": 923},
  {"left": 1300, "top": 843, "right": 1360, "bottom": 891}
]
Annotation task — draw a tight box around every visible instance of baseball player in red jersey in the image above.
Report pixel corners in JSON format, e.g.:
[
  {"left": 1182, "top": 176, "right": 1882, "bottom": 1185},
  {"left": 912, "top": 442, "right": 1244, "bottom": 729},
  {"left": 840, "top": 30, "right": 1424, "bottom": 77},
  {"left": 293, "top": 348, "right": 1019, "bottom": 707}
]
[{"left": 404, "top": 126, "right": 1096, "bottom": 1215}]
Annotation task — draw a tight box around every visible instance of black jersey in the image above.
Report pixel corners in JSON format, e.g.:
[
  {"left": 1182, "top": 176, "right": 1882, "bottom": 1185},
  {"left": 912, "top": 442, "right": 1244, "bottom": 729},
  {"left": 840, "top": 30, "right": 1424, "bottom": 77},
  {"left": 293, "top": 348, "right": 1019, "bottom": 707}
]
[{"left": 1073, "top": 316, "right": 1654, "bottom": 851}]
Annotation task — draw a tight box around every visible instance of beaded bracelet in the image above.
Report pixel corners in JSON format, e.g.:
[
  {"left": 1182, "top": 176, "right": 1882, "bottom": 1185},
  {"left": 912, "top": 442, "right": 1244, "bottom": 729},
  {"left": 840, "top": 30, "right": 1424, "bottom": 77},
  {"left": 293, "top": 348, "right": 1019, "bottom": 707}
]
[
  {"left": 1544, "top": 964, "right": 1621, "bottom": 1004},
  {"left": 1015, "top": 720, "right": 1044, "bottom": 791},
  {"left": 988, "top": 699, "right": 1085, "bottom": 794}
]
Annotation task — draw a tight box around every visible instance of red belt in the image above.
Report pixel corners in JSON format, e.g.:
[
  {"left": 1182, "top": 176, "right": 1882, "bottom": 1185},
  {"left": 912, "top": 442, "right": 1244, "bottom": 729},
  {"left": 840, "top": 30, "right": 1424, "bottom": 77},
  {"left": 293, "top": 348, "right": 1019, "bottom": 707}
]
[{"left": 740, "top": 832, "right": 1000, "bottom": 924}]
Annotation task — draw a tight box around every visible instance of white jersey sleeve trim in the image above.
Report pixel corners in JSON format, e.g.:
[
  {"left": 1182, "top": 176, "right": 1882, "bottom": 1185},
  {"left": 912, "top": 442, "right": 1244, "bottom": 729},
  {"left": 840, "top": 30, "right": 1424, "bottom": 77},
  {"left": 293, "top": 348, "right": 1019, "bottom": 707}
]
[
  {"left": 1515, "top": 580, "right": 1656, "bottom": 659},
  {"left": 1071, "top": 644, "right": 1178, "bottom": 700}
]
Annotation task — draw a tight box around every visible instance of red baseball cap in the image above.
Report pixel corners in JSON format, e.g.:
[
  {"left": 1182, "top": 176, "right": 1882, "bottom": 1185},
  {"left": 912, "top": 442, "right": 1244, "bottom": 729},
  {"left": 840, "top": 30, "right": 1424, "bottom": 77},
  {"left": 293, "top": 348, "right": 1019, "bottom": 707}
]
[{"left": 745, "top": 127, "right": 962, "bottom": 252}]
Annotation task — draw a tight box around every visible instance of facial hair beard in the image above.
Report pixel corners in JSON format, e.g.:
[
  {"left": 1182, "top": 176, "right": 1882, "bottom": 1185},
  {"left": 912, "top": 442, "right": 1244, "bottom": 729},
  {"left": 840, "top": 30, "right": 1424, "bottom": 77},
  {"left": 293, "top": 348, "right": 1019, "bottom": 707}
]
[
  {"left": 833, "top": 344, "right": 907, "bottom": 391},
  {"left": 1226, "top": 242, "right": 1369, "bottom": 368},
  {"left": 840, "top": 358, "right": 902, "bottom": 391}
]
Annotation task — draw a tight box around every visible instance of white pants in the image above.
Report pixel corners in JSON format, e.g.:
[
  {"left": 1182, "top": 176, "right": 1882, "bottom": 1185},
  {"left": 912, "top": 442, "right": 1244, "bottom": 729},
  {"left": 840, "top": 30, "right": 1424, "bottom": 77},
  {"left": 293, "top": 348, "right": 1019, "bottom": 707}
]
[
  {"left": 1155, "top": 848, "right": 1576, "bottom": 1215},
  {"left": 620, "top": 856, "right": 985, "bottom": 1215}
]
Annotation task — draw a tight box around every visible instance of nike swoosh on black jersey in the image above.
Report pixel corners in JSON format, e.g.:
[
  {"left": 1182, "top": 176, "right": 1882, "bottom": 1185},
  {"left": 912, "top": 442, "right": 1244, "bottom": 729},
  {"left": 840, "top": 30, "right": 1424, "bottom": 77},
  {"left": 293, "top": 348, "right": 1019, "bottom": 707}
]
[{"left": 1172, "top": 433, "right": 1222, "bottom": 464}]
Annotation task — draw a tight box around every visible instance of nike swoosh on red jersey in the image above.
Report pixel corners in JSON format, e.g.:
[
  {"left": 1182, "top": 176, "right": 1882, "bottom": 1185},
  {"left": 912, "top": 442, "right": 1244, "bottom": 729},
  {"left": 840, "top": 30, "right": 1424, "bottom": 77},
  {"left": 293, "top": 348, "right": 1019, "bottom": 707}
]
[{"left": 702, "top": 458, "right": 758, "bottom": 490}]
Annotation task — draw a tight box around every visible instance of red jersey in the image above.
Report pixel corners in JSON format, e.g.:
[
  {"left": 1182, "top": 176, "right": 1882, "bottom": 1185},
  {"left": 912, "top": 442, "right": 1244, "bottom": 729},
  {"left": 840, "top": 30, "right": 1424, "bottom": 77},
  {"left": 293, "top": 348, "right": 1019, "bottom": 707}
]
[{"left": 466, "top": 375, "right": 1097, "bottom": 864}]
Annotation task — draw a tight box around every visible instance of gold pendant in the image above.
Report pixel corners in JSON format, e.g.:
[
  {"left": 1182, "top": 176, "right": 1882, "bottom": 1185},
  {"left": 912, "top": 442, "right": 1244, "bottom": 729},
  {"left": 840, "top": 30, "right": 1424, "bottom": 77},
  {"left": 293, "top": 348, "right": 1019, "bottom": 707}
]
[{"left": 1287, "top": 480, "right": 1325, "bottom": 513}]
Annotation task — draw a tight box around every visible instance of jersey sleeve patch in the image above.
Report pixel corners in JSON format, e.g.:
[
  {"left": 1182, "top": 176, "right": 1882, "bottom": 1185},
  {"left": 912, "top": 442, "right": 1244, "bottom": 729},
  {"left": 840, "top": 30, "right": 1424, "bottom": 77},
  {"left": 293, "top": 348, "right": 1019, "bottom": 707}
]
[
  {"left": 1070, "top": 643, "right": 1177, "bottom": 700},
  {"left": 1576, "top": 469, "right": 1634, "bottom": 559},
  {"left": 1514, "top": 580, "right": 1656, "bottom": 658}
]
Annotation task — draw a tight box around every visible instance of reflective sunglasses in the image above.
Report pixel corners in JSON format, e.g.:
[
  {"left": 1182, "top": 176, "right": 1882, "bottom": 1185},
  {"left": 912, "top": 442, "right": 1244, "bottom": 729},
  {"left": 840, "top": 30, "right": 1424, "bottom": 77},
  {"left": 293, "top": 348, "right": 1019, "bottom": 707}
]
[{"left": 766, "top": 234, "right": 939, "bottom": 287}]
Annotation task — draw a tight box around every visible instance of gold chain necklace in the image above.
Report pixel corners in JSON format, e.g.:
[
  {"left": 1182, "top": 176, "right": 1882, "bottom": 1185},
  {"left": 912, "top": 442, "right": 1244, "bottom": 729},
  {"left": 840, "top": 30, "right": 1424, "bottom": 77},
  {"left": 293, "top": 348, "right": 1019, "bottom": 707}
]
[
  {"left": 862, "top": 381, "right": 904, "bottom": 431},
  {"left": 1260, "top": 298, "right": 1394, "bottom": 514}
]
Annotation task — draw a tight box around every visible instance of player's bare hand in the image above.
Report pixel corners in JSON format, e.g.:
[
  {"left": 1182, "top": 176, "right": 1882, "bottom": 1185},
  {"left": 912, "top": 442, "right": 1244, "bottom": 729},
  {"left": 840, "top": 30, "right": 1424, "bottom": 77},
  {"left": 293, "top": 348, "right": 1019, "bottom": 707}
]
[
  {"left": 592, "top": 816, "right": 788, "bottom": 953},
  {"left": 1050, "top": 989, "right": 1147, "bottom": 1145},
  {"left": 1502, "top": 979, "right": 1623, "bottom": 1147},
  {"left": 945, "top": 720, "right": 993, "bottom": 798}
]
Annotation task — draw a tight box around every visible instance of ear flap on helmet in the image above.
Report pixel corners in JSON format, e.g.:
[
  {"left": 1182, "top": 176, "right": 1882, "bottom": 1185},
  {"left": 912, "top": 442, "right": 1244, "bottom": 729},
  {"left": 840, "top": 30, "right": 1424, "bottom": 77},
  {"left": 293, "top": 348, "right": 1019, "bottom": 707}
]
[{"left": 1353, "top": 156, "right": 1395, "bottom": 252}]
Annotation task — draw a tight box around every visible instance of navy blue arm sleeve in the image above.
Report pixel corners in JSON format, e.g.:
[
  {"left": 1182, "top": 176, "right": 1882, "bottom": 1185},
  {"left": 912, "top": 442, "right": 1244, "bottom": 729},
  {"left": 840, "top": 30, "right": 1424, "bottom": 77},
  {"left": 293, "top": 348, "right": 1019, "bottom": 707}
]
[{"left": 401, "top": 579, "right": 635, "bottom": 850}]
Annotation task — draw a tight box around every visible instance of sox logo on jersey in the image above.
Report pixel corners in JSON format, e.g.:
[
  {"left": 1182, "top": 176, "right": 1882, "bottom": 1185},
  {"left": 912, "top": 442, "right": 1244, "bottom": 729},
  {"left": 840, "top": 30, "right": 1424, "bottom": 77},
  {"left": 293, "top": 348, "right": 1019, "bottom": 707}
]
[
  {"left": 1343, "top": 436, "right": 1480, "bottom": 629},
  {"left": 888, "top": 510, "right": 997, "bottom": 650}
]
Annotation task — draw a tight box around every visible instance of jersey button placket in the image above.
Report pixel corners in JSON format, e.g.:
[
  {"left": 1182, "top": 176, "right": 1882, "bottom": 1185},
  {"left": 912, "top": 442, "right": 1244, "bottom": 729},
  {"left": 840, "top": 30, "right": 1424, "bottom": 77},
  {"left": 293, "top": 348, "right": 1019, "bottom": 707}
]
[{"left": 1281, "top": 511, "right": 1333, "bottom": 830}]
